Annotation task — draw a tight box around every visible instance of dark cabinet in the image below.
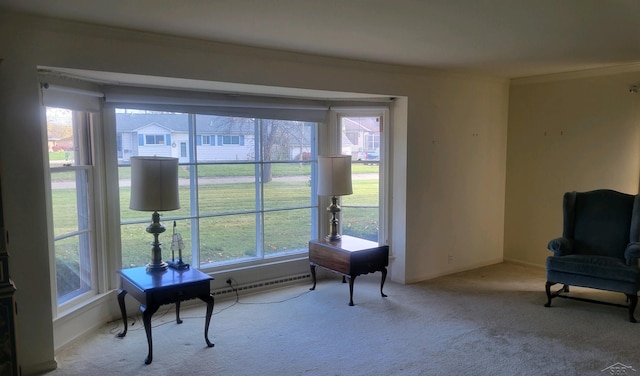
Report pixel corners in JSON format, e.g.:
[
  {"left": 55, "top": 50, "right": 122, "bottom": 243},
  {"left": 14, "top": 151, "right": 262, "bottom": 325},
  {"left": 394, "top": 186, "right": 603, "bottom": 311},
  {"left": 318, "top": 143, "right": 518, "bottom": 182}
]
[{"left": 0, "top": 173, "right": 18, "bottom": 376}]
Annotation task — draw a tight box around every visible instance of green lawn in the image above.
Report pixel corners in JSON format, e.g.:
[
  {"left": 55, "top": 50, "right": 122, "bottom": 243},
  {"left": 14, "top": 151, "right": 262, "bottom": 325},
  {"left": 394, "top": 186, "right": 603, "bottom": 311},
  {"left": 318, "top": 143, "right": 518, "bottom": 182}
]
[{"left": 51, "top": 160, "right": 380, "bottom": 269}]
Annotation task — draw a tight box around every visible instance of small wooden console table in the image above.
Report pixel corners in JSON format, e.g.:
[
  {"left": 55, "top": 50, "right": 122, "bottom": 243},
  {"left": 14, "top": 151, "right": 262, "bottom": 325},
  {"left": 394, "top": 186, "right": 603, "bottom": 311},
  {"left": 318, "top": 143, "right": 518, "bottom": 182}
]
[
  {"left": 309, "top": 235, "right": 389, "bottom": 306},
  {"left": 116, "top": 266, "right": 215, "bottom": 364}
]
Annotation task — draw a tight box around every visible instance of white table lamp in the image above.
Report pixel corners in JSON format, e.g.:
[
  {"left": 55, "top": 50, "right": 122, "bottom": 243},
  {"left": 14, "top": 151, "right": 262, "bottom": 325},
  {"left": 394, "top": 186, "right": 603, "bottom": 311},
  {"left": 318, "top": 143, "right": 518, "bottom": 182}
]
[
  {"left": 318, "top": 155, "right": 353, "bottom": 241},
  {"left": 130, "top": 156, "right": 180, "bottom": 272}
]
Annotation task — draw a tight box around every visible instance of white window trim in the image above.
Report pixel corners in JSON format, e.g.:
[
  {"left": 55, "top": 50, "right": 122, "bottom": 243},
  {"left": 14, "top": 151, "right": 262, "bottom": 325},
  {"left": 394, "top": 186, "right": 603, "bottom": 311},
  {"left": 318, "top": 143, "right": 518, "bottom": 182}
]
[
  {"left": 331, "top": 107, "right": 389, "bottom": 246},
  {"left": 42, "top": 104, "right": 110, "bottom": 317}
]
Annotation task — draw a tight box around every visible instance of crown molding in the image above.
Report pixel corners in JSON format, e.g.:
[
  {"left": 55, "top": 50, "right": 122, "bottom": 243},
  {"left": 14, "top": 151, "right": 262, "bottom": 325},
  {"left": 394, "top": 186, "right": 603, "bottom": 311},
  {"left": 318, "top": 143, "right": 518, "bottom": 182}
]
[{"left": 511, "top": 63, "right": 640, "bottom": 85}]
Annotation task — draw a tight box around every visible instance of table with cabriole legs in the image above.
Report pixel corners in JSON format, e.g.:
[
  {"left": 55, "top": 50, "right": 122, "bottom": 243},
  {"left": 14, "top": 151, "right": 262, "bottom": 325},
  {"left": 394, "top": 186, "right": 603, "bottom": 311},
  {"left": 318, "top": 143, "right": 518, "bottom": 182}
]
[{"left": 116, "top": 266, "right": 215, "bottom": 364}]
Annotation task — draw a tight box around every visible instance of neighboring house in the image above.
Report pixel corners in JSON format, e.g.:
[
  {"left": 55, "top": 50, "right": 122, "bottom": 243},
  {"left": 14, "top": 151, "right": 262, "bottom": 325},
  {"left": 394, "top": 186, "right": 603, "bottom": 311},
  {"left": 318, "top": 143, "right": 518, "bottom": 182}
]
[
  {"left": 116, "top": 112, "right": 187, "bottom": 162},
  {"left": 47, "top": 135, "right": 61, "bottom": 152},
  {"left": 115, "top": 112, "right": 313, "bottom": 163},
  {"left": 47, "top": 134, "right": 73, "bottom": 153},
  {"left": 342, "top": 117, "right": 380, "bottom": 159},
  {"left": 200, "top": 116, "right": 255, "bottom": 162},
  {"left": 341, "top": 133, "right": 355, "bottom": 157}
]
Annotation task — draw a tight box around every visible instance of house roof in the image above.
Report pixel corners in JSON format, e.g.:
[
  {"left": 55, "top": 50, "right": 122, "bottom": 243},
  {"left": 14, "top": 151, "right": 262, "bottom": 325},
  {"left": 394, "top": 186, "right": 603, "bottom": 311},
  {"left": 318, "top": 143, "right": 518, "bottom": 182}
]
[
  {"left": 116, "top": 112, "right": 256, "bottom": 134},
  {"left": 116, "top": 112, "right": 188, "bottom": 132},
  {"left": 343, "top": 117, "right": 380, "bottom": 133}
]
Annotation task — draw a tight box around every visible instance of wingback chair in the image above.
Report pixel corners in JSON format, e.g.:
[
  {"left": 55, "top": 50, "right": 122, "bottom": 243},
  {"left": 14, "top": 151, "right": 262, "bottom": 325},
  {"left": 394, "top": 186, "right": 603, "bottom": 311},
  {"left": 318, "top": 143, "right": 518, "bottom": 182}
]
[{"left": 545, "top": 189, "right": 640, "bottom": 322}]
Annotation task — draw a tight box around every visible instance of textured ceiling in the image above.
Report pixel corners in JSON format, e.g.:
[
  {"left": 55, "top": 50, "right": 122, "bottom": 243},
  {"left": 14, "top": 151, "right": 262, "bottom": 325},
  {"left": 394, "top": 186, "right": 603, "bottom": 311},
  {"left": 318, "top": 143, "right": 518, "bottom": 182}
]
[{"left": 2, "top": 0, "right": 640, "bottom": 78}]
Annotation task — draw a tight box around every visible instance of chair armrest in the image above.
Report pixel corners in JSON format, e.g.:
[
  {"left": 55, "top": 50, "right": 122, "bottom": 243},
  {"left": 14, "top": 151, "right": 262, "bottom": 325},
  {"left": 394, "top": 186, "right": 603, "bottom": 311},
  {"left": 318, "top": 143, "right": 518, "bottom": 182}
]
[
  {"left": 547, "top": 237, "right": 572, "bottom": 256},
  {"left": 625, "top": 242, "right": 640, "bottom": 266}
]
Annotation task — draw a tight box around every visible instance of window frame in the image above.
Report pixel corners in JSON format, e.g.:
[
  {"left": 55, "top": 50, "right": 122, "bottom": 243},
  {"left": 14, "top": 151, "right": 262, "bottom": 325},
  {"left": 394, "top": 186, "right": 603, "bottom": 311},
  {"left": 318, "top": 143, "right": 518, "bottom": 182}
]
[
  {"left": 112, "top": 109, "right": 320, "bottom": 272},
  {"left": 44, "top": 107, "right": 107, "bottom": 314},
  {"left": 333, "top": 108, "right": 389, "bottom": 245}
]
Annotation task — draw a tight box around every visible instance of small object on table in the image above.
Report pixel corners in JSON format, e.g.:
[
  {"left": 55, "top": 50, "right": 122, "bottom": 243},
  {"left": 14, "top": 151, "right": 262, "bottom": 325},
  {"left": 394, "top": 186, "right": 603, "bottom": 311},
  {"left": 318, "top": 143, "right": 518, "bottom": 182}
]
[
  {"left": 309, "top": 235, "right": 389, "bottom": 306},
  {"left": 168, "top": 221, "right": 189, "bottom": 270}
]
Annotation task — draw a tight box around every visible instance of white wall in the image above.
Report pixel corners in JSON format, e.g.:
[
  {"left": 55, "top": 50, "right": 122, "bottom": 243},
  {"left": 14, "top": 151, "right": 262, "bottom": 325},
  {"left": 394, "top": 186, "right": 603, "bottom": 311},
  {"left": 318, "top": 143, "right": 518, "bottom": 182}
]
[
  {"left": 404, "top": 76, "right": 509, "bottom": 282},
  {"left": 505, "top": 70, "right": 640, "bottom": 267},
  {"left": 0, "top": 11, "right": 509, "bottom": 374}
]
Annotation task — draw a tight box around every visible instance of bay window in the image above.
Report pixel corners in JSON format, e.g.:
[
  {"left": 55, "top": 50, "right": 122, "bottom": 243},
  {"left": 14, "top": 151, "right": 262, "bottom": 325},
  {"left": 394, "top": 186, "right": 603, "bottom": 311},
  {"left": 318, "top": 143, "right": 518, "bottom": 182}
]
[
  {"left": 42, "top": 75, "right": 388, "bottom": 311},
  {"left": 115, "top": 109, "right": 318, "bottom": 269}
]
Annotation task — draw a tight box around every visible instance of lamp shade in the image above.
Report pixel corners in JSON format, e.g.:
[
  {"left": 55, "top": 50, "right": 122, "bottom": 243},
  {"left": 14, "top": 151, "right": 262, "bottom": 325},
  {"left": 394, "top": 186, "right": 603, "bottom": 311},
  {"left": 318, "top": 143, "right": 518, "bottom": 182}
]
[
  {"left": 129, "top": 156, "right": 180, "bottom": 211},
  {"left": 317, "top": 155, "right": 353, "bottom": 196}
]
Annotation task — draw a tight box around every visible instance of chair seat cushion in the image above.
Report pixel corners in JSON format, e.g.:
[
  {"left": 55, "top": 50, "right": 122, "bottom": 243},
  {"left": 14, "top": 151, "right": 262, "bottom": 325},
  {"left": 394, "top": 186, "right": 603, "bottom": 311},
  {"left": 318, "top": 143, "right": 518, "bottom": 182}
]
[{"left": 547, "top": 255, "right": 639, "bottom": 283}]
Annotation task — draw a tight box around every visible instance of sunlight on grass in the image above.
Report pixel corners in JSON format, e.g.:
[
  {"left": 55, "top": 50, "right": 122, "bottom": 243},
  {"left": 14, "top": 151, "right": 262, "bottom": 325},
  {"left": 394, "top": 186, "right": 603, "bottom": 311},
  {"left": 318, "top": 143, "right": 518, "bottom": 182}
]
[{"left": 51, "top": 157, "right": 379, "bottom": 268}]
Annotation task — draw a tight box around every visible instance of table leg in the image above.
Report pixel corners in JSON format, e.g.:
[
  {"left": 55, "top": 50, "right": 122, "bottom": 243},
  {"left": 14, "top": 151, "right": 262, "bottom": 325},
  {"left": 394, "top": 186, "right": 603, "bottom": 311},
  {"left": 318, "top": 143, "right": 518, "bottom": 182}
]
[
  {"left": 175, "top": 301, "right": 183, "bottom": 324},
  {"left": 309, "top": 264, "right": 317, "bottom": 291},
  {"left": 116, "top": 289, "right": 128, "bottom": 338},
  {"left": 142, "top": 304, "right": 160, "bottom": 365},
  {"left": 200, "top": 294, "right": 215, "bottom": 347},
  {"left": 348, "top": 276, "right": 356, "bottom": 306},
  {"left": 380, "top": 267, "right": 388, "bottom": 298}
]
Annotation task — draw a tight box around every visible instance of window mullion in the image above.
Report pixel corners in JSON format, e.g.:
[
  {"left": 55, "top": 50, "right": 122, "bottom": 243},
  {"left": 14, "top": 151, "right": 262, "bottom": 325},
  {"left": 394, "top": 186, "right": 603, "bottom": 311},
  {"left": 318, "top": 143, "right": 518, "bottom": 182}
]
[
  {"left": 189, "top": 113, "right": 200, "bottom": 267},
  {"left": 254, "top": 118, "right": 264, "bottom": 258},
  {"left": 310, "top": 122, "right": 319, "bottom": 238}
]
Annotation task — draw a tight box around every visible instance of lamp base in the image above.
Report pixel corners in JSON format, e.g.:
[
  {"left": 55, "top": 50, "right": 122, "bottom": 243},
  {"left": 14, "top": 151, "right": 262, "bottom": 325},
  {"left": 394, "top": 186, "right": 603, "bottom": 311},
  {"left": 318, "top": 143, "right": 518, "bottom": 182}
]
[
  {"left": 145, "top": 211, "right": 168, "bottom": 273},
  {"left": 146, "top": 261, "right": 168, "bottom": 273},
  {"left": 326, "top": 196, "right": 342, "bottom": 242},
  {"left": 167, "top": 259, "right": 190, "bottom": 270},
  {"left": 325, "top": 233, "right": 342, "bottom": 242}
]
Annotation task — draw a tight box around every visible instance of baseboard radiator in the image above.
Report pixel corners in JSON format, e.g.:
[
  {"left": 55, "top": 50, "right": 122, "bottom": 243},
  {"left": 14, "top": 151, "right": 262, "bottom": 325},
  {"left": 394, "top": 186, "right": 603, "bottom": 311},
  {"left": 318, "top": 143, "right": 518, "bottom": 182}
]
[{"left": 212, "top": 273, "right": 311, "bottom": 299}]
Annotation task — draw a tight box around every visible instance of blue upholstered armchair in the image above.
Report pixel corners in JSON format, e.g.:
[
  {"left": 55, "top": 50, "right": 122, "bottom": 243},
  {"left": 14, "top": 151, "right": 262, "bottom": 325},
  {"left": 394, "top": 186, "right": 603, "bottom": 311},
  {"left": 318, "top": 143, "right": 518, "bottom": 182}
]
[{"left": 545, "top": 189, "right": 640, "bottom": 322}]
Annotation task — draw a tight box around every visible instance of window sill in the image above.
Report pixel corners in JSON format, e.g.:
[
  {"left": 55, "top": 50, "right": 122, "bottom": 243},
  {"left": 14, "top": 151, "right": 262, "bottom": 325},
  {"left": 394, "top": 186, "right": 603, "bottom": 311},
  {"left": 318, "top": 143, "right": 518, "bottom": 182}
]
[{"left": 53, "top": 290, "right": 118, "bottom": 352}]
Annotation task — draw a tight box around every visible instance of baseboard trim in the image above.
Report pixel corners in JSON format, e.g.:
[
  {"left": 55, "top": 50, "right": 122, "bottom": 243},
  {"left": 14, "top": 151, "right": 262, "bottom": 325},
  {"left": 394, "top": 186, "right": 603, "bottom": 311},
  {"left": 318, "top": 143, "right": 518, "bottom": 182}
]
[
  {"left": 404, "top": 258, "right": 504, "bottom": 284},
  {"left": 20, "top": 359, "right": 58, "bottom": 376},
  {"left": 213, "top": 273, "right": 311, "bottom": 299},
  {"left": 53, "top": 291, "right": 118, "bottom": 353},
  {"left": 503, "top": 257, "right": 545, "bottom": 269}
]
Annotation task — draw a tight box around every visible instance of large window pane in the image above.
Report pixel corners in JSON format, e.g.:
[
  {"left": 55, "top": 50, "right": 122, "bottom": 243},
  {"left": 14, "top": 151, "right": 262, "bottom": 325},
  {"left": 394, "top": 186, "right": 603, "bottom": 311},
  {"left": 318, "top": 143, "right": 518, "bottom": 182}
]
[
  {"left": 260, "top": 120, "right": 312, "bottom": 161},
  {"left": 116, "top": 111, "right": 188, "bottom": 162},
  {"left": 263, "top": 163, "right": 312, "bottom": 210},
  {"left": 47, "top": 107, "right": 94, "bottom": 305},
  {"left": 116, "top": 108, "right": 318, "bottom": 270},
  {"left": 51, "top": 177, "right": 80, "bottom": 237},
  {"left": 263, "top": 209, "right": 312, "bottom": 256},
  {"left": 199, "top": 214, "right": 257, "bottom": 265},
  {"left": 55, "top": 234, "right": 91, "bottom": 302},
  {"left": 47, "top": 108, "right": 75, "bottom": 167},
  {"left": 342, "top": 207, "right": 379, "bottom": 242},
  {"left": 195, "top": 115, "right": 255, "bottom": 162},
  {"left": 120, "top": 223, "right": 151, "bottom": 268},
  {"left": 197, "top": 164, "right": 256, "bottom": 214},
  {"left": 341, "top": 116, "right": 381, "bottom": 242}
]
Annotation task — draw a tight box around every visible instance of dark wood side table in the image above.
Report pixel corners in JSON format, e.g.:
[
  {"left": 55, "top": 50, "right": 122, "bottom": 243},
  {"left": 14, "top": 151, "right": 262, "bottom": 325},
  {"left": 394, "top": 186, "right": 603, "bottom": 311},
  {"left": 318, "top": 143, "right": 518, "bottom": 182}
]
[
  {"left": 309, "top": 235, "right": 389, "bottom": 306},
  {"left": 116, "top": 266, "right": 215, "bottom": 364}
]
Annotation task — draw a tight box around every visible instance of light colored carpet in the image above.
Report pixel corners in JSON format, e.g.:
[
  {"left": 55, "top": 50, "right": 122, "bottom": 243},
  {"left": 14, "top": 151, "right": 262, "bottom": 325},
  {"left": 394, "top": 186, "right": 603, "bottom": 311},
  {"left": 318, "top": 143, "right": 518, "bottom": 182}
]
[{"left": 45, "top": 262, "right": 639, "bottom": 375}]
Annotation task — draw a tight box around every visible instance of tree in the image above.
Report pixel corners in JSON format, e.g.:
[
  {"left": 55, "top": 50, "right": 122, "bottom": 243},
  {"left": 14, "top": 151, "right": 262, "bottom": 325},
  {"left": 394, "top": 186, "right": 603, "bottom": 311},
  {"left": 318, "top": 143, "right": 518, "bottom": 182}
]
[
  {"left": 261, "top": 119, "right": 310, "bottom": 182},
  {"left": 206, "top": 116, "right": 310, "bottom": 182}
]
